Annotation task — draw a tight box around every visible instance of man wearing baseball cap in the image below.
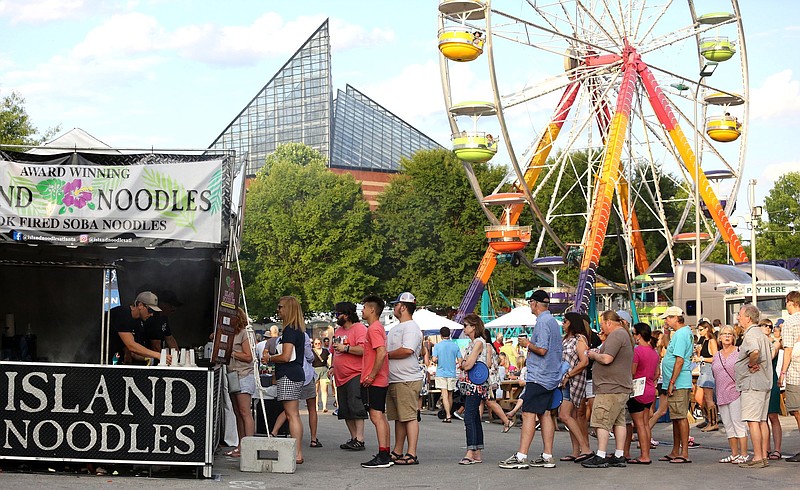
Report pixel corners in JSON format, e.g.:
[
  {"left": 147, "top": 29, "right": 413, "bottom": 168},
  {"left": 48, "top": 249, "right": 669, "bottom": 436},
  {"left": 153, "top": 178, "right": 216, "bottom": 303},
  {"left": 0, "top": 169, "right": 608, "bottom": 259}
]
[
  {"left": 500, "top": 289, "right": 563, "bottom": 469},
  {"left": 108, "top": 291, "right": 169, "bottom": 365},
  {"left": 658, "top": 306, "right": 693, "bottom": 463},
  {"left": 386, "top": 292, "right": 424, "bottom": 465}
]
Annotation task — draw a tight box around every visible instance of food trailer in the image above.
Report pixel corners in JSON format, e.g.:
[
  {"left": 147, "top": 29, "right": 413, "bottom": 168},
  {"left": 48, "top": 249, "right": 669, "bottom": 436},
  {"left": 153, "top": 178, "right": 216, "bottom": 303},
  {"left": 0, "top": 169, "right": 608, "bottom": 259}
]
[{"left": 0, "top": 147, "right": 241, "bottom": 477}]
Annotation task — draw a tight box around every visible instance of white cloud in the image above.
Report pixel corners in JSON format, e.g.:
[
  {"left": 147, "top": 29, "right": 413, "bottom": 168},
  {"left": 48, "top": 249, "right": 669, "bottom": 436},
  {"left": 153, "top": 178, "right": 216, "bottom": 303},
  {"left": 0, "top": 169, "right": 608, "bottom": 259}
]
[
  {"left": 759, "top": 160, "right": 800, "bottom": 184},
  {"left": 750, "top": 70, "right": 800, "bottom": 121},
  {"left": 360, "top": 60, "right": 445, "bottom": 121},
  {"left": 0, "top": 0, "right": 92, "bottom": 24},
  {"left": 329, "top": 17, "right": 394, "bottom": 52},
  {"left": 72, "top": 12, "right": 166, "bottom": 59}
]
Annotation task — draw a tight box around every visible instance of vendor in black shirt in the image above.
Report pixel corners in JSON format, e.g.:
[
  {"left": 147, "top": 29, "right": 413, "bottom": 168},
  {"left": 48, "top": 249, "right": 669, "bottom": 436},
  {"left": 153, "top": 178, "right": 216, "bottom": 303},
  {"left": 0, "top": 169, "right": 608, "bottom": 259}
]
[
  {"left": 109, "top": 291, "right": 170, "bottom": 365},
  {"left": 143, "top": 289, "right": 182, "bottom": 352}
]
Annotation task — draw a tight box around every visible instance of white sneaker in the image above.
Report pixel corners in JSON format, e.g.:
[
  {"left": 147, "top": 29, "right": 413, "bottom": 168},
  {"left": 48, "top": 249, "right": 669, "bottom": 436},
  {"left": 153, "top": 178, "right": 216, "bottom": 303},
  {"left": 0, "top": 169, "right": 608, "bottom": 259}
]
[
  {"left": 498, "top": 454, "right": 529, "bottom": 469},
  {"left": 531, "top": 454, "right": 556, "bottom": 468}
]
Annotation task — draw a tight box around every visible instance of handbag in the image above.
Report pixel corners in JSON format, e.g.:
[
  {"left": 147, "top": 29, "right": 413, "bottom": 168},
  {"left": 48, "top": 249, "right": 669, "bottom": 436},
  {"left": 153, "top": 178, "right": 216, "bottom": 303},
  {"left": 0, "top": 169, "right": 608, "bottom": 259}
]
[
  {"left": 467, "top": 361, "right": 489, "bottom": 385},
  {"left": 227, "top": 371, "right": 241, "bottom": 394}
]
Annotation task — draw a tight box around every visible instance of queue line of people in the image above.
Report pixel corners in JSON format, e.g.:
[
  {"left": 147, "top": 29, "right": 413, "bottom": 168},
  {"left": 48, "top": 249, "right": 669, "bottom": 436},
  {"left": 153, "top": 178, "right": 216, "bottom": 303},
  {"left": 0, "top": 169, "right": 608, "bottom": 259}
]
[{"left": 220, "top": 289, "right": 800, "bottom": 472}]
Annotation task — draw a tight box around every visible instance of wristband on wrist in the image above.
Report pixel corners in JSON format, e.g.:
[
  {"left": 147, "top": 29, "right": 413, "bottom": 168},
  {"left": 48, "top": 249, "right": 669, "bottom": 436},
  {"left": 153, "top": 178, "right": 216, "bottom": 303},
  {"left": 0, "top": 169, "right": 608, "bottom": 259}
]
[{"left": 346, "top": 345, "right": 350, "bottom": 353}]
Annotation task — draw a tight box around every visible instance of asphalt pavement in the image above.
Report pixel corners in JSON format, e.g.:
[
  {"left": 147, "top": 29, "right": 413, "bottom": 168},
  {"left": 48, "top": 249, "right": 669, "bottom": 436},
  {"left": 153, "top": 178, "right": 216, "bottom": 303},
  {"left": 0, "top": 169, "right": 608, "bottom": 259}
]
[{"left": 2, "top": 409, "right": 799, "bottom": 489}]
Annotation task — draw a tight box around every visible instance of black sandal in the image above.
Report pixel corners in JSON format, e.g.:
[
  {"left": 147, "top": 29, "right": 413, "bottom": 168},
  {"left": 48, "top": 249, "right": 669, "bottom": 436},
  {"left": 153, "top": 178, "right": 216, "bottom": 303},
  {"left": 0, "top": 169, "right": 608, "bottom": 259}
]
[
  {"left": 395, "top": 453, "right": 419, "bottom": 465},
  {"left": 390, "top": 451, "right": 404, "bottom": 461},
  {"left": 310, "top": 439, "right": 323, "bottom": 448}
]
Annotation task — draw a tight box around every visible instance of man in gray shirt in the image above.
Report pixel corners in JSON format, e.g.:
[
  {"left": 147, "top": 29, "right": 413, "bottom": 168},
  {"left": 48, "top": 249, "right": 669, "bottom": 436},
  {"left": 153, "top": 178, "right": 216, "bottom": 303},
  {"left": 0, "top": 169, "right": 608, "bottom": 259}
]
[{"left": 735, "top": 303, "right": 773, "bottom": 468}]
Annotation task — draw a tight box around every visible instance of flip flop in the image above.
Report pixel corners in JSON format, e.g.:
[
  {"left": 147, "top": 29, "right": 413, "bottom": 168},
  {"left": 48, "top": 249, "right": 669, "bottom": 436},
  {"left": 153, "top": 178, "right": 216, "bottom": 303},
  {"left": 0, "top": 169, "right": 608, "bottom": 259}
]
[
  {"left": 574, "top": 452, "right": 595, "bottom": 463},
  {"left": 459, "top": 458, "right": 476, "bottom": 465},
  {"left": 669, "top": 457, "right": 692, "bottom": 464},
  {"left": 627, "top": 458, "right": 652, "bottom": 465},
  {"left": 658, "top": 455, "right": 675, "bottom": 462},
  {"left": 442, "top": 418, "right": 452, "bottom": 423},
  {"left": 768, "top": 451, "right": 782, "bottom": 460},
  {"left": 560, "top": 455, "right": 577, "bottom": 462},
  {"left": 502, "top": 420, "right": 514, "bottom": 433}
]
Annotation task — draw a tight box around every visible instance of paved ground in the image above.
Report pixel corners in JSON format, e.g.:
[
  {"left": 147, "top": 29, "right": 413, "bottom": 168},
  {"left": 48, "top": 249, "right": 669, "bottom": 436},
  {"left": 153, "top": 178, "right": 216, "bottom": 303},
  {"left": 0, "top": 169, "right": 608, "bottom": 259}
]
[{"left": 2, "top": 410, "right": 799, "bottom": 489}]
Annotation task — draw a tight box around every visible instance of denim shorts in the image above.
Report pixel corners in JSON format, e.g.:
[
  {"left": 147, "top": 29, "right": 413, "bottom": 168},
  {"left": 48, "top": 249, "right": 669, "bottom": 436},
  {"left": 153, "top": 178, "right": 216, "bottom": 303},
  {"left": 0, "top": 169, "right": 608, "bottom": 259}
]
[{"left": 697, "top": 362, "right": 715, "bottom": 389}]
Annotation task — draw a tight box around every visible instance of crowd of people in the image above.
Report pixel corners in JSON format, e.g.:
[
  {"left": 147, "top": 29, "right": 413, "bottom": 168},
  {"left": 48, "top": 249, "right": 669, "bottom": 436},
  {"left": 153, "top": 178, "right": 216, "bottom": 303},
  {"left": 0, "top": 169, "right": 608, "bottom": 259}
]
[{"left": 224, "top": 289, "right": 800, "bottom": 471}]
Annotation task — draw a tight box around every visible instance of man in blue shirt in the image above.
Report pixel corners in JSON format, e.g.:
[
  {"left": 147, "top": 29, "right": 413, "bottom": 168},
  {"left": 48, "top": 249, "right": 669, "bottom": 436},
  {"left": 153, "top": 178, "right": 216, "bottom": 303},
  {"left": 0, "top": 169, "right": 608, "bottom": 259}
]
[
  {"left": 499, "top": 290, "right": 563, "bottom": 470},
  {"left": 431, "top": 326, "right": 461, "bottom": 423},
  {"left": 659, "top": 306, "right": 694, "bottom": 463}
]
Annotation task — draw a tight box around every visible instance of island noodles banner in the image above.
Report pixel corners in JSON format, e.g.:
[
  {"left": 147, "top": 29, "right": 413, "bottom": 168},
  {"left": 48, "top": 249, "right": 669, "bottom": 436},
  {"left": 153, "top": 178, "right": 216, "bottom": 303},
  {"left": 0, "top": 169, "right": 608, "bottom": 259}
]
[
  {"left": 0, "top": 159, "right": 224, "bottom": 246},
  {"left": 0, "top": 362, "right": 209, "bottom": 463}
]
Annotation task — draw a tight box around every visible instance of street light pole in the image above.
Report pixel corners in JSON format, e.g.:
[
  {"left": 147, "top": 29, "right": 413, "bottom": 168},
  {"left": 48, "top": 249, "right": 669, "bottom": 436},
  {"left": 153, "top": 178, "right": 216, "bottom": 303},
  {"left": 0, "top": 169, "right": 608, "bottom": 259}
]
[
  {"left": 692, "top": 62, "right": 717, "bottom": 323},
  {"left": 749, "top": 179, "right": 762, "bottom": 306}
]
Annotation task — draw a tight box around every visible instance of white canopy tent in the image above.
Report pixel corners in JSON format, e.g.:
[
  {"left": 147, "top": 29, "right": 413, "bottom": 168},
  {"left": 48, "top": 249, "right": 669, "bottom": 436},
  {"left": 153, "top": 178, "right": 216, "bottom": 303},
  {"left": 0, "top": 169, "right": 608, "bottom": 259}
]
[
  {"left": 384, "top": 308, "right": 463, "bottom": 336},
  {"left": 485, "top": 306, "right": 538, "bottom": 328}
]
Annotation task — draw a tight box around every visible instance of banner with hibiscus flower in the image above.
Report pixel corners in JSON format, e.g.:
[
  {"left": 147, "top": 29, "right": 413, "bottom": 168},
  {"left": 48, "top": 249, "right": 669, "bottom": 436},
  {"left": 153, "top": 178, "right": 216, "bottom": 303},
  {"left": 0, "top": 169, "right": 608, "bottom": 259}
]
[{"left": 0, "top": 159, "right": 225, "bottom": 246}]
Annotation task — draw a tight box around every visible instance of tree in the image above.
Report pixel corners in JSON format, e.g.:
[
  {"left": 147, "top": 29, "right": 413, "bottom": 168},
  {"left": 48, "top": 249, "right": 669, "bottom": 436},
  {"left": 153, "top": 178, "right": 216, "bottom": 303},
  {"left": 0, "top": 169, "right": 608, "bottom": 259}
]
[
  {"left": 239, "top": 143, "right": 380, "bottom": 318},
  {"left": 373, "top": 148, "right": 518, "bottom": 307},
  {"left": 758, "top": 172, "right": 800, "bottom": 259},
  {"left": 0, "top": 90, "right": 60, "bottom": 146}
]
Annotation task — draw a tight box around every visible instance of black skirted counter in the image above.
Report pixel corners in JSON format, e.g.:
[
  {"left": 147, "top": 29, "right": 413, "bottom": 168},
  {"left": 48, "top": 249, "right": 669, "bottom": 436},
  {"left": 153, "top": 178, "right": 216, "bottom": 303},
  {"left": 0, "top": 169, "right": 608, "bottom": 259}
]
[{"left": 0, "top": 362, "right": 223, "bottom": 477}]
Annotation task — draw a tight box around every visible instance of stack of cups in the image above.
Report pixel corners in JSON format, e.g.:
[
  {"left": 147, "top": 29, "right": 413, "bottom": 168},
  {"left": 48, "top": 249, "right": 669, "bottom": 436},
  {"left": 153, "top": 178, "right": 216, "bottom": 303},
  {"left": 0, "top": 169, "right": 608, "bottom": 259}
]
[
  {"left": 160, "top": 348, "right": 169, "bottom": 366},
  {"left": 179, "top": 348, "right": 187, "bottom": 366},
  {"left": 170, "top": 348, "right": 178, "bottom": 367},
  {"left": 187, "top": 348, "right": 196, "bottom": 367}
]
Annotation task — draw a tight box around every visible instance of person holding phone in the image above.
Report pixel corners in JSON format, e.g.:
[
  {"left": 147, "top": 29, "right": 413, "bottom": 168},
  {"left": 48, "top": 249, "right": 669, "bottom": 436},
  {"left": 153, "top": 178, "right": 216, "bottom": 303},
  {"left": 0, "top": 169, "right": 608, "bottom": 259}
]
[{"left": 499, "top": 290, "right": 563, "bottom": 470}]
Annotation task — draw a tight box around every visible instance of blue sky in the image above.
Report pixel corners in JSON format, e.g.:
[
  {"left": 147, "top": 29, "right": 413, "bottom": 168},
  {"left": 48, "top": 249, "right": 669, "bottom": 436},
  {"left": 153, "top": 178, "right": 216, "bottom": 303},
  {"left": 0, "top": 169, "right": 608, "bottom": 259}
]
[{"left": 1, "top": 0, "right": 798, "bottom": 219}]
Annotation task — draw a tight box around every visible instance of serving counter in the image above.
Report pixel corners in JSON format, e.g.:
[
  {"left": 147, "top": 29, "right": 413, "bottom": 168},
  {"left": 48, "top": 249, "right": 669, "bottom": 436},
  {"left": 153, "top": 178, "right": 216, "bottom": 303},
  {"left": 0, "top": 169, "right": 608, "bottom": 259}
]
[{"left": 0, "top": 361, "right": 223, "bottom": 478}]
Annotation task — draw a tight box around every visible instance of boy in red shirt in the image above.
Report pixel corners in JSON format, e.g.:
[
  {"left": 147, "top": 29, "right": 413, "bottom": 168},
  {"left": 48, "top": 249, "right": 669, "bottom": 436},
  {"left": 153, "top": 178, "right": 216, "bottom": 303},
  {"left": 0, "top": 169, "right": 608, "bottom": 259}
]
[{"left": 360, "top": 295, "right": 392, "bottom": 468}]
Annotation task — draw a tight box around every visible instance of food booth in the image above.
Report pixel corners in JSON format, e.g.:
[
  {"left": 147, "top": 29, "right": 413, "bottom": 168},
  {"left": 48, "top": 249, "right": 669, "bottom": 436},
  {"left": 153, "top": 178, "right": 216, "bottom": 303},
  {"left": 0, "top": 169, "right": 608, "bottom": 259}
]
[{"left": 0, "top": 148, "right": 242, "bottom": 477}]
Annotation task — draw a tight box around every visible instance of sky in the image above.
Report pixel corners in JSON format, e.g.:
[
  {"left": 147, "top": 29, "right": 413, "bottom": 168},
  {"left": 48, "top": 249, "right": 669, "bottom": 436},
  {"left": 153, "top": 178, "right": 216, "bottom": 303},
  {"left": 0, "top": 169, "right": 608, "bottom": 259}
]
[{"left": 1, "top": 0, "right": 799, "bottom": 223}]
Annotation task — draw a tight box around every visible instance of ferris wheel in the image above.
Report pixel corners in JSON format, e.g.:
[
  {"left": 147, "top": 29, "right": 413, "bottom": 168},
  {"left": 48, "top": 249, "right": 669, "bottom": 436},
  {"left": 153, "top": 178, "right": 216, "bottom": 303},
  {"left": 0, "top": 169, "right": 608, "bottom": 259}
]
[{"left": 438, "top": 0, "right": 749, "bottom": 316}]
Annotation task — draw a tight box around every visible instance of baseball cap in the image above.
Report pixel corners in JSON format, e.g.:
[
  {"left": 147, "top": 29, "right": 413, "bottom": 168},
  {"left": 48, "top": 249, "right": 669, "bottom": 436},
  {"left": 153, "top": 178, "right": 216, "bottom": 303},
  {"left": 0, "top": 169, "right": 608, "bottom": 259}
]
[
  {"left": 616, "top": 310, "right": 633, "bottom": 324},
  {"left": 135, "top": 291, "right": 161, "bottom": 311},
  {"left": 390, "top": 292, "right": 416, "bottom": 304},
  {"left": 527, "top": 289, "right": 550, "bottom": 304},
  {"left": 658, "top": 306, "right": 684, "bottom": 319}
]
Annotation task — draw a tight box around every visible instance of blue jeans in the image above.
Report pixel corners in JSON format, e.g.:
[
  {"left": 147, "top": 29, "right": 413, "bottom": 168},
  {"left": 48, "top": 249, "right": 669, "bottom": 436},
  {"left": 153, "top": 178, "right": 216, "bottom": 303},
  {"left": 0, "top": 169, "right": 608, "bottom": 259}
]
[{"left": 464, "top": 393, "right": 484, "bottom": 450}]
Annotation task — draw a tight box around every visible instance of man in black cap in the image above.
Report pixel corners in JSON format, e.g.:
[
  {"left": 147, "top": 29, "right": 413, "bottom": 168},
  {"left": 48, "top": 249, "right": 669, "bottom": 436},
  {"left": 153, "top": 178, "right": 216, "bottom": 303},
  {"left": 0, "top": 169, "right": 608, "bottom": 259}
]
[{"left": 143, "top": 289, "right": 182, "bottom": 352}]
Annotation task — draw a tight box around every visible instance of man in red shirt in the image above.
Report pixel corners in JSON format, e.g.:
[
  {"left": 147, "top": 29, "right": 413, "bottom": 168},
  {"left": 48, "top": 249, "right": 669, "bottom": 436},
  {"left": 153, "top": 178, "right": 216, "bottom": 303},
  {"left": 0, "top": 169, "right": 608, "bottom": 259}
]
[
  {"left": 330, "top": 302, "right": 368, "bottom": 451},
  {"left": 493, "top": 332, "right": 504, "bottom": 354},
  {"left": 360, "top": 295, "right": 392, "bottom": 469}
]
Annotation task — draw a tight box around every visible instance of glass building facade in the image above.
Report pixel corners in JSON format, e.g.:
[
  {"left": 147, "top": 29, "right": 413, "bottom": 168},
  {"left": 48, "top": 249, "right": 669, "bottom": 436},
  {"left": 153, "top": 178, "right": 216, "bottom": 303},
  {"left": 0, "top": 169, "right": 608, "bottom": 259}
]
[
  {"left": 209, "top": 19, "right": 441, "bottom": 178},
  {"left": 331, "top": 85, "right": 441, "bottom": 172},
  {"left": 209, "top": 21, "right": 332, "bottom": 177}
]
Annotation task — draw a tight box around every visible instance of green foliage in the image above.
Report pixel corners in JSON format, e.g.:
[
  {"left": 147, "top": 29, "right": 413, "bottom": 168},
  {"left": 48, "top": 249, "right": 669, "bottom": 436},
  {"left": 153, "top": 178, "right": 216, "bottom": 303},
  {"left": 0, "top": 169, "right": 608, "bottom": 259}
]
[
  {"left": 0, "top": 90, "right": 60, "bottom": 146},
  {"left": 758, "top": 172, "right": 800, "bottom": 259},
  {"left": 373, "top": 148, "right": 511, "bottom": 307},
  {"left": 240, "top": 143, "right": 379, "bottom": 319}
]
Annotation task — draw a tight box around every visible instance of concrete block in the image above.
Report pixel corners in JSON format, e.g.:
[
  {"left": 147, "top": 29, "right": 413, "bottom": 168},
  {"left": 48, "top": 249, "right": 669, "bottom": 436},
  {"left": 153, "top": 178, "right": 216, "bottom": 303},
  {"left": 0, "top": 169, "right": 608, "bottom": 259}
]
[{"left": 239, "top": 436, "right": 297, "bottom": 474}]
